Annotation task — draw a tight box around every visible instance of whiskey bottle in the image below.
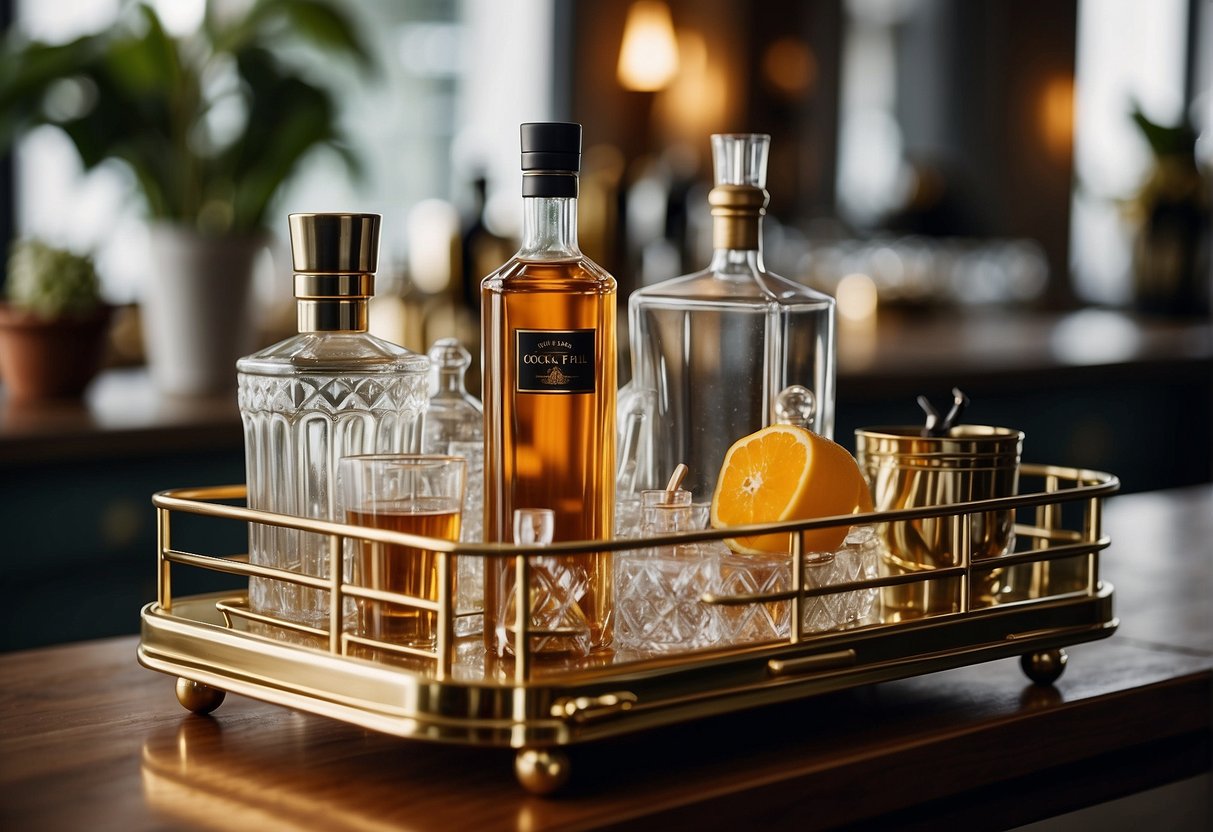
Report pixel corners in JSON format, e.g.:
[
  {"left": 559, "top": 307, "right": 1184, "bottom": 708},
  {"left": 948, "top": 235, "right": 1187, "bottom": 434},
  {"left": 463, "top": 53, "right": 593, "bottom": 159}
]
[
  {"left": 237, "top": 213, "right": 429, "bottom": 633},
  {"left": 482, "top": 122, "right": 617, "bottom": 652},
  {"left": 629, "top": 133, "right": 836, "bottom": 501}
]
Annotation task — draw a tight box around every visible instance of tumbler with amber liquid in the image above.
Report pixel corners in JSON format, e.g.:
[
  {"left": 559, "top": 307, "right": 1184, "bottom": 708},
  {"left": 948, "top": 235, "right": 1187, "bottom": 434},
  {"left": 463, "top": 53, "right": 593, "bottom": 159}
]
[{"left": 339, "top": 454, "right": 466, "bottom": 649}]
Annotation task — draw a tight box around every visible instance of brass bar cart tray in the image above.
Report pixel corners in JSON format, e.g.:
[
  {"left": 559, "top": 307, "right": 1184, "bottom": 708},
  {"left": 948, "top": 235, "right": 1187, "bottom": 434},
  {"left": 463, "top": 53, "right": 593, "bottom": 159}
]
[{"left": 138, "top": 463, "right": 1118, "bottom": 794}]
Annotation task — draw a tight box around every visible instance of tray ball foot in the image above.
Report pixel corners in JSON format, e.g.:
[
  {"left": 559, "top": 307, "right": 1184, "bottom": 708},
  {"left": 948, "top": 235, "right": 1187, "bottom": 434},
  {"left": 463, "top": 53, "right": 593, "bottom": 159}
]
[
  {"left": 1021, "top": 648, "right": 1067, "bottom": 686},
  {"left": 515, "top": 748, "right": 570, "bottom": 795},
  {"left": 175, "top": 677, "right": 226, "bottom": 714}
]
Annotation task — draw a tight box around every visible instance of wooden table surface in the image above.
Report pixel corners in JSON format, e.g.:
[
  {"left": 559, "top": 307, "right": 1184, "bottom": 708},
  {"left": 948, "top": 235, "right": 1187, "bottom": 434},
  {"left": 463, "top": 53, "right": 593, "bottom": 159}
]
[{"left": 1, "top": 486, "right": 1210, "bottom": 831}]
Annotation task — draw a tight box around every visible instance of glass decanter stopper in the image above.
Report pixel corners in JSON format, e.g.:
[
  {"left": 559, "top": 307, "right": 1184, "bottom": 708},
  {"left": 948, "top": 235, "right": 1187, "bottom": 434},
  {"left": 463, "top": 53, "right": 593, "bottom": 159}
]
[
  {"left": 628, "top": 134, "right": 837, "bottom": 501},
  {"left": 774, "top": 385, "right": 816, "bottom": 429}
]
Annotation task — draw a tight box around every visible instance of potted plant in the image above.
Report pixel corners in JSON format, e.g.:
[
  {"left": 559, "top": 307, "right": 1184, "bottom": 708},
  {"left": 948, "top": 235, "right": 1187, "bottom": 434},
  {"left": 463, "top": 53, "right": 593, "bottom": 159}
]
[
  {"left": 0, "top": 239, "right": 112, "bottom": 400},
  {"left": 0, "top": 0, "right": 371, "bottom": 394}
]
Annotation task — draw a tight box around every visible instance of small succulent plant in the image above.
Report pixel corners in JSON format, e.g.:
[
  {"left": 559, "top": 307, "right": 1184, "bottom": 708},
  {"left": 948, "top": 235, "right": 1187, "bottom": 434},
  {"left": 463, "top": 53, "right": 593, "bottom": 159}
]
[{"left": 6, "top": 239, "right": 102, "bottom": 318}]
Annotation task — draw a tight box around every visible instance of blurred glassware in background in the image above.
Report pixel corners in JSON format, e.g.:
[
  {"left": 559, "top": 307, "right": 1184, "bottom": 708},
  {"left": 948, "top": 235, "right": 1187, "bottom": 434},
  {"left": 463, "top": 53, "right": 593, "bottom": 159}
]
[
  {"left": 794, "top": 236, "right": 1050, "bottom": 311},
  {"left": 459, "top": 174, "right": 514, "bottom": 317},
  {"left": 1123, "top": 108, "right": 1211, "bottom": 316}
]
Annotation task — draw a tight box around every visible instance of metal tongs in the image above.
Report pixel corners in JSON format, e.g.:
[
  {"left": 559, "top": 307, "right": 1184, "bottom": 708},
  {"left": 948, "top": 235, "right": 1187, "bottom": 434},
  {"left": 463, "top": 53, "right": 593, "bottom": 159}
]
[{"left": 917, "top": 387, "right": 970, "bottom": 437}]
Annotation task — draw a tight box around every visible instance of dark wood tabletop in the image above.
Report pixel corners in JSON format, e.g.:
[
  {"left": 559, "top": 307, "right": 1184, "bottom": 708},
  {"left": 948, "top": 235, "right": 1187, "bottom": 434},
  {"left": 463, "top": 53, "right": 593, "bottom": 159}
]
[{"left": 1, "top": 486, "right": 1210, "bottom": 831}]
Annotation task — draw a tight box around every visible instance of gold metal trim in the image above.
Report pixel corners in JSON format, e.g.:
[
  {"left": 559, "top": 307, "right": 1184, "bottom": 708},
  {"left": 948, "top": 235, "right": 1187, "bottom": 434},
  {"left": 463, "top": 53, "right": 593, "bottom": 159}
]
[
  {"left": 768, "top": 650, "right": 857, "bottom": 677},
  {"left": 293, "top": 272, "right": 374, "bottom": 299},
  {"left": 296, "top": 299, "right": 368, "bottom": 333}
]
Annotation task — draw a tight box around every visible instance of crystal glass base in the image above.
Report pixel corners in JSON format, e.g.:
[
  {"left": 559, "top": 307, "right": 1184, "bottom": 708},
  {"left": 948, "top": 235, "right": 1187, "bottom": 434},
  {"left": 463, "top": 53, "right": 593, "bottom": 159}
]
[
  {"left": 239, "top": 358, "right": 427, "bottom": 629},
  {"left": 499, "top": 557, "right": 592, "bottom": 657},
  {"left": 712, "top": 526, "right": 881, "bottom": 645},
  {"left": 803, "top": 526, "right": 881, "bottom": 634},
  {"left": 713, "top": 547, "right": 791, "bottom": 644},
  {"left": 614, "top": 493, "right": 642, "bottom": 539},
  {"left": 615, "top": 548, "right": 720, "bottom": 654}
]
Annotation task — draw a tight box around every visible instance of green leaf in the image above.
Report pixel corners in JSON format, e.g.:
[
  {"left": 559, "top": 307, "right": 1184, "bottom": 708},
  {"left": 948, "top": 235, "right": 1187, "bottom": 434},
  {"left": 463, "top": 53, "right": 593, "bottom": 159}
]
[
  {"left": 0, "top": 0, "right": 367, "bottom": 231},
  {"left": 210, "top": 0, "right": 372, "bottom": 73},
  {"left": 254, "top": 0, "right": 374, "bottom": 70},
  {"left": 104, "top": 6, "right": 181, "bottom": 95},
  {"left": 222, "top": 46, "right": 342, "bottom": 230},
  {"left": 0, "top": 36, "right": 107, "bottom": 146},
  {"left": 1131, "top": 106, "right": 1196, "bottom": 158}
]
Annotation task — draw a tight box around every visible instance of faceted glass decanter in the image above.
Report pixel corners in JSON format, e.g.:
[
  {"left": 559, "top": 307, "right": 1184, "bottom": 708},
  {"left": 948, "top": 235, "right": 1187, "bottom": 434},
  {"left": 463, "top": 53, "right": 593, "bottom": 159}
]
[
  {"left": 628, "top": 133, "right": 836, "bottom": 501},
  {"left": 421, "top": 337, "right": 484, "bottom": 541},
  {"left": 237, "top": 213, "right": 429, "bottom": 631},
  {"left": 421, "top": 337, "right": 484, "bottom": 635}
]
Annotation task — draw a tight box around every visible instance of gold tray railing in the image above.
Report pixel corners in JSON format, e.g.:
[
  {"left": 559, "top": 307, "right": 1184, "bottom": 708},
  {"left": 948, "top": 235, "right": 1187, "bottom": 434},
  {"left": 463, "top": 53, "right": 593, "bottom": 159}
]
[{"left": 140, "top": 463, "right": 1118, "bottom": 793}]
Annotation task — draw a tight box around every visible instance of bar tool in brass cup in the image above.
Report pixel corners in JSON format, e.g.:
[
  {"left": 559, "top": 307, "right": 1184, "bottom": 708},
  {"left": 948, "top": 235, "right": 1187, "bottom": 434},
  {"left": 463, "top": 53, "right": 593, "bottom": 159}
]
[{"left": 855, "top": 391, "right": 1024, "bottom": 620}]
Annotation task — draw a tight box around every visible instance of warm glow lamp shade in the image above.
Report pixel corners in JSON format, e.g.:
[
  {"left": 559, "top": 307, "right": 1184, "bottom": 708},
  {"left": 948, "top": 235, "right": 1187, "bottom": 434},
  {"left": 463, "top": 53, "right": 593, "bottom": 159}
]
[{"left": 617, "top": 1, "right": 680, "bottom": 92}]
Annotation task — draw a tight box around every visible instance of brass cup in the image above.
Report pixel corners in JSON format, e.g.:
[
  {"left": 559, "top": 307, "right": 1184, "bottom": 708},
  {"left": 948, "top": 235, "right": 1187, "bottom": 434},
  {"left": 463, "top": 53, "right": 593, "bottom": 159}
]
[{"left": 855, "top": 425, "right": 1024, "bottom": 620}]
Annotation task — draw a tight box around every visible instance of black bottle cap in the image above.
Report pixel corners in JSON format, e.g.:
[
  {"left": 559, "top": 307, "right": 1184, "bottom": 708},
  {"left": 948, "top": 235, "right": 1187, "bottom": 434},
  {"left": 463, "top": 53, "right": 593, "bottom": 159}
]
[
  {"left": 521, "top": 122, "right": 581, "bottom": 198},
  {"left": 520, "top": 122, "right": 582, "bottom": 172}
]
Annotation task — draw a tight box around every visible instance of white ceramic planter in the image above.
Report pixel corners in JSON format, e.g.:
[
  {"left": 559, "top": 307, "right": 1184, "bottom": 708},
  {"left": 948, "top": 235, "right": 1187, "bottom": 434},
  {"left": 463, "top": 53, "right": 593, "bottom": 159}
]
[{"left": 143, "top": 225, "right": 266, "bottom": 395}]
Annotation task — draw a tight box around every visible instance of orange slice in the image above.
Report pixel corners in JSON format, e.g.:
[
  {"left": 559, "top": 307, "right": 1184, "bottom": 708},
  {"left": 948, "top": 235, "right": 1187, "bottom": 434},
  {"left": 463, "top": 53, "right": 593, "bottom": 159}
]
[{"left": 710, "top": 424, "right": 871, "bottom": 555}]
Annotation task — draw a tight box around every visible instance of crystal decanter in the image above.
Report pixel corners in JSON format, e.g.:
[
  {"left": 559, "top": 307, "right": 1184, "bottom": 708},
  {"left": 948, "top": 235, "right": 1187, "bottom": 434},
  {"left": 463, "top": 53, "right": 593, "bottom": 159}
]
[
  {"left": 421, "top": 337, "right": 484, "bottom": 542},
  {"left": 421, "top": 337, "right": 485, "bottom": 635},
  {"left": 628, "top": 133, "right": 837, "bottom": 501},
  {"left": 237, "top": 213, "right": 429, "bottom": 631}
]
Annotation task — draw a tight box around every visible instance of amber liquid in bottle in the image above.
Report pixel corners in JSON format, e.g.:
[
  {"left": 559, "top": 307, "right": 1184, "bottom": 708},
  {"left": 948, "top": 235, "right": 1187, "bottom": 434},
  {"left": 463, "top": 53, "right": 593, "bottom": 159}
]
[{"left": 482, "top": 196, "right": 617, "bottom": 652}]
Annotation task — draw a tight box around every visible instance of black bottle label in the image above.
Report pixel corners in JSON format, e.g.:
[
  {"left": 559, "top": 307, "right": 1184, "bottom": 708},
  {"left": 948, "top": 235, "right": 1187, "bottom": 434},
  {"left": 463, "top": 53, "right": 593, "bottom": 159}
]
[{"left": 515, "top": 329, "right": 596, "bottom": 393}]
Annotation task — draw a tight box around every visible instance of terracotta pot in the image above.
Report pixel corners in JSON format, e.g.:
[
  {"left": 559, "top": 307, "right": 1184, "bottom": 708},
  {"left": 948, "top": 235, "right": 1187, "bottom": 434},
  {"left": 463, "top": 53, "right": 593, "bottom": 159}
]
[{"left": 0, "top": 304, "right": 113, "bottom": 400}]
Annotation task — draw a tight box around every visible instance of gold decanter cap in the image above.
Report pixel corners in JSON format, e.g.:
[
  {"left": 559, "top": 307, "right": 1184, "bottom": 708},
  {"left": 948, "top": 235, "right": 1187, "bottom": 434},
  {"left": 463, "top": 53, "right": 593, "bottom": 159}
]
[
  {"left": 289, "top": 213, "right": 380, "bottom": 273},
  {"left": 288, "top": 213, "right": 380, "bottom": 333},
  {"left": 708, "top": 185, "right": 768, "bottom": 251}
]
